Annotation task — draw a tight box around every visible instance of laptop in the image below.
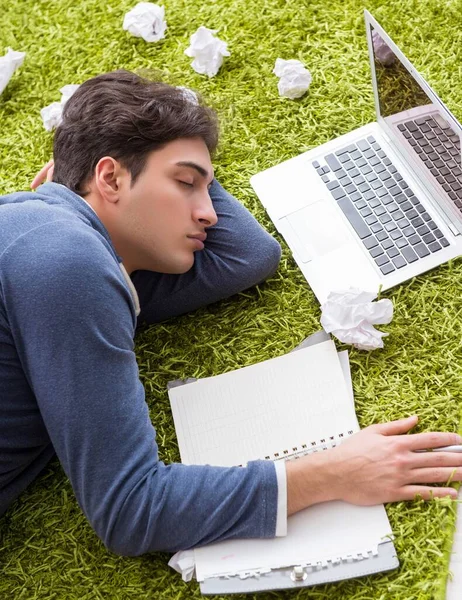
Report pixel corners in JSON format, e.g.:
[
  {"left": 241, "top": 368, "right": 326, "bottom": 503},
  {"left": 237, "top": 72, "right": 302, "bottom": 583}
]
[{"left": 251, "top": 10, "right": 462, "bottom": 303}]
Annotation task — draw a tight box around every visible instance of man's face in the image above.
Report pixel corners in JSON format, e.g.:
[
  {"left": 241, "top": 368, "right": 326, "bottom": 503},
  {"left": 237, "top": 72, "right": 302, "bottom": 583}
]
[{"left": 115, "top": 137, "right": 217, "bottom": 274}]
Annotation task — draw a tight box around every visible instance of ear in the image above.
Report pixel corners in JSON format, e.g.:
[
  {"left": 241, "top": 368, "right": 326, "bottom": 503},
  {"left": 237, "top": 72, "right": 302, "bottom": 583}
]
[{"left": 93, "top": 157, "right": 129, "bottom": 204}]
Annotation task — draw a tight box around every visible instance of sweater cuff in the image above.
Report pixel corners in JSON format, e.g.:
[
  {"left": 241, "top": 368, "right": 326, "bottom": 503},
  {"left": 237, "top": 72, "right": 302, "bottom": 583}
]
[{"left": 274, "top": 460, "right": 287, "bottom": 536}]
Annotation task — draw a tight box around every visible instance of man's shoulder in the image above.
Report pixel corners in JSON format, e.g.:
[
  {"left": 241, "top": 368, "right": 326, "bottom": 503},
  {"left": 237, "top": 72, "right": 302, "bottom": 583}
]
[{"left": 0, "top": 212, "right": 119, "bottom": 293}]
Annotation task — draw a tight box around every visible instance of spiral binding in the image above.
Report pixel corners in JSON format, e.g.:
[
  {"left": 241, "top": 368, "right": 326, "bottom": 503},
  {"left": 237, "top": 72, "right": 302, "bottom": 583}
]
[{"left": 262, "top": 430, "right": 355, "bottom": 462}]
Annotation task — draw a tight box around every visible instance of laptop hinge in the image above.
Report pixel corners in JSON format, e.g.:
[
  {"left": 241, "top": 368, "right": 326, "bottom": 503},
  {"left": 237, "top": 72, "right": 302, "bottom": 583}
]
[{"left": 448, "top": 223, "right": 460, "bottom": 237}]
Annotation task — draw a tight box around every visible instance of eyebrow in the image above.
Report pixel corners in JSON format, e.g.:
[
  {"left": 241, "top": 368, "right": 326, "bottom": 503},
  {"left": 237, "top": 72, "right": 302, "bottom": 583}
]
[{"left": 175, "top": 161, "right": 214, "bottom": 184}]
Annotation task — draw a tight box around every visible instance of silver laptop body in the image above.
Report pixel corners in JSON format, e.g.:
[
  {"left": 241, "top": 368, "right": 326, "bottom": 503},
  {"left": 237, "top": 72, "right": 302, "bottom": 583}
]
[{"left": 251, "top": 10, "right": 462, "bottom": 303}]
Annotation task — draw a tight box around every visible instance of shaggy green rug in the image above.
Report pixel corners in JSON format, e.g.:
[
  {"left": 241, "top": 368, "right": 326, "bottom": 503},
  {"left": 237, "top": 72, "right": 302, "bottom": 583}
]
[{"left": 1, "top": 0, "right": 462, "bottom": 598}]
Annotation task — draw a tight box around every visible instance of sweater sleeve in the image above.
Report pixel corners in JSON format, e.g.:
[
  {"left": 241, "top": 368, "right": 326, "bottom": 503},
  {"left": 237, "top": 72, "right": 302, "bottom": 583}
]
[{"left": 1, "top": 221, "right": 278, "bottom": 555}]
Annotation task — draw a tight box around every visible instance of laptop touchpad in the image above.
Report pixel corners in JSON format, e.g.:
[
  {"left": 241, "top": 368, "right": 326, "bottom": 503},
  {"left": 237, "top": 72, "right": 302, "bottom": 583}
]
[{"left": 281, "top": 202, "right": 351, "bottom": 263}]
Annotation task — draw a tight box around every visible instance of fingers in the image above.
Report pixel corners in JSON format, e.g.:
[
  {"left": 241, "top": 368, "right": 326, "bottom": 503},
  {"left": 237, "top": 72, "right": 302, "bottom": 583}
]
[
  {"left": 408, "top": 467, "right": 462, "bottom": 484},
  {"left": 369, "top": 415, "right": 418, "bottom": 436},
  {"left": 30, "top": 159, "right": 54, "bottom": 190},
  {"left": 411, "top": 450, "right": 462, "bottom": 469},
  {"left": 399, "top": 485, "right": 458, "bottom": 501},
  {"left": 46, "top": 163, "right": 55, "bottom": 182},
  {"left": 405, "top": 431, "right": 462, "bottom": 451}
]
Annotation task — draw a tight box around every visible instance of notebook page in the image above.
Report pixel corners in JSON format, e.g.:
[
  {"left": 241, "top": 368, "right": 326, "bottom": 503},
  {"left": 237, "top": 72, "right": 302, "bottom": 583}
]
[
  {"left": 169, "top": 340, "right": 358, "bottom": 467},
  {"left": 194, "top": 502, "right": 392, "bottom": 580}
]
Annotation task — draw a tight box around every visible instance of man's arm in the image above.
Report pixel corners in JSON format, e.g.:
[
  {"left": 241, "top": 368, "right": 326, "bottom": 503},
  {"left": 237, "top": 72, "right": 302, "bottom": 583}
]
[
  {"left": 287, "top": 415, "right": 462, "bottom": 514},
  {"left": 2, "top": 220, "right": 279, "bottom": 555}
]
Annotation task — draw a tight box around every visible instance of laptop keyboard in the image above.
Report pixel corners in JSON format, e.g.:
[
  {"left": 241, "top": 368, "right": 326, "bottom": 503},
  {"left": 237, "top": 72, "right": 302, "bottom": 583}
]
[
  {"left": 313, "top": 136, "right": 450, "bottom": 276},
  {"left": 398, "top": 114, "right": 462, "bottom": 208}
]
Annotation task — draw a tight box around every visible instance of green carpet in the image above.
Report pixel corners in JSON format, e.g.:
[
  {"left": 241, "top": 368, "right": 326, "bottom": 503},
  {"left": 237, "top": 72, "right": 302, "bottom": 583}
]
[{"left": 1, "top": 0, "right": 462, "bottom": 598}]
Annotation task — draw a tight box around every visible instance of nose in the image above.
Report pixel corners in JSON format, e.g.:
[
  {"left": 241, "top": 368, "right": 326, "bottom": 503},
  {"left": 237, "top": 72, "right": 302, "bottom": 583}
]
[{"left": 194, "top": 190, "right": 218, "bottom": 228}]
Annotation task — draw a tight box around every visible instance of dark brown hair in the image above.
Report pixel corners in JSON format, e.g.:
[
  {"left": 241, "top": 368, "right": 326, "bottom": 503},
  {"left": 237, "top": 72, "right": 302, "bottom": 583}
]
[{"left": 52, "top": 70, "right": 219, "bottom": 196}]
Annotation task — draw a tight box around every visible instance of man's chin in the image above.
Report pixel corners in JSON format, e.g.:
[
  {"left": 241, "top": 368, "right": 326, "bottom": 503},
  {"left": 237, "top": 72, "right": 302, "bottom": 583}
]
[{"left": 169, "top": 255, "right": 195, "bottom": 274}]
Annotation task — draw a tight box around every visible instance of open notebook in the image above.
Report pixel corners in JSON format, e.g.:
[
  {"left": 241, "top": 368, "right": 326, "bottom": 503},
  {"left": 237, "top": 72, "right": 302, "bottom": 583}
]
[{"left": 168, "top": 338, "right": 398, "bottom": 594}]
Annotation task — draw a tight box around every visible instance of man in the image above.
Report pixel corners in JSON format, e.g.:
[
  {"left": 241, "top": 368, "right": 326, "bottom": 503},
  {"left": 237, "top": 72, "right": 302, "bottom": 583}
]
[{"left": 1, "top": 70, "right": 461, "bottom": 557}]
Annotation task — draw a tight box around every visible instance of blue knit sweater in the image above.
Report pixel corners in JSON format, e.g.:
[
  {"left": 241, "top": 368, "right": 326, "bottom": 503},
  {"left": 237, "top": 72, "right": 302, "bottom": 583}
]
[{"left": 0, "top": 182, "right": 277, "bottom": 555}]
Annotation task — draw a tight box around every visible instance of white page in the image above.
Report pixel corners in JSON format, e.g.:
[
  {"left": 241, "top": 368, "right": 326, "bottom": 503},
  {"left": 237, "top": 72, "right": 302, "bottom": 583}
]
[
  {"left": 169, "top": 341, "right": 358, "bottom": 467},
  {"left": 195, "top": 502, "right": 392, "bottom": 580}
]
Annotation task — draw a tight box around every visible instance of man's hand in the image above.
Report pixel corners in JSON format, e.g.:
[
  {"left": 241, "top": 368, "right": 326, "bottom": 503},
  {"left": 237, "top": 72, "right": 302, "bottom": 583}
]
[
  {"left": 31, "top": 159, "right": 54, "bottom": 190},
  {"left": 286, "top": 415, "right": 462, "bottom": 515}
]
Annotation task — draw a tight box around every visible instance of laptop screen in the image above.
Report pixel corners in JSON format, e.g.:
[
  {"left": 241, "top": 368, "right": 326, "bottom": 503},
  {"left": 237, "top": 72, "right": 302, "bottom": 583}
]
[
  {"left": 370, "top": 24, "right": 461, "bottom": 167},
  {"left": 371, "top": 26, "right": 440, "bottom": 120}
]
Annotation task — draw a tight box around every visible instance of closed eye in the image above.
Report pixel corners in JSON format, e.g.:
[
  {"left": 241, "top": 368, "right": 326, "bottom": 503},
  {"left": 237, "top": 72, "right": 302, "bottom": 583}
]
[{"left": 178, "top": 180, "right": 194, "bottom": 188}]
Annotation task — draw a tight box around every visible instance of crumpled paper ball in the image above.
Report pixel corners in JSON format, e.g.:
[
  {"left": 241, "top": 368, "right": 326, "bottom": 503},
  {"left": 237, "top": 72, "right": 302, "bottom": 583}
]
[
  {"left": 273, "top": 58, "right": 312, "bottom": 99},
  {"left": 176, "top": 85, "right": 199, "bottom": 105},
  {"left": 40, "top": 84, "right": 80, "bottom": 131},
  {"left": 168, "top": 549, "right": 195, "bottom": 582},
  {"left": 184, "top": 26, "right": 230, "bottom": 77},
  {"left": 372, "top": 31, "right": 396, "bottom": 67},
  {"left": 123, "top": 2, "right": 167, "bottom": 42},
  {"left": 320, "top": 288, "right": 393, "bottom": 351},
  {"left": 0, "top": 48, "right": 26, "bottom": 95}
]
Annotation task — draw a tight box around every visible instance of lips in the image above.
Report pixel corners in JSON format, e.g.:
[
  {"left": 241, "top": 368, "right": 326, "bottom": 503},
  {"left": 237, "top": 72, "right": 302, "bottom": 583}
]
[{"left": 187, "top": 232, "right": 207, "bottom": 242}]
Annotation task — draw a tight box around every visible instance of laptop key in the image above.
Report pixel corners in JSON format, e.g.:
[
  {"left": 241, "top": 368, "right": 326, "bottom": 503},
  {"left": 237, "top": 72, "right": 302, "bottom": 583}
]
[
  {"left": 428, "top": 241, "right": 441, "bottom": 252},
  {"left": 422, "top": 233, "right": 435, "bottom": 244},
  {"left": 387, "top": 247, "right": 400, "bottom": 258},
  {"left": 370, "top": 246, "right": 384, "bottom": 258},
  {"left": 357, "top": 140, "right": 370, "bottom": 151},
  {"left": 409, "top": 234, "right": 420, "bottom": 245},
  {"left": 382, "top": 238, "right": 394, "bottom": 250},
  {"left": 416, "top": 225, "right": 429, "bottom": 236},
  {"left": 337, "top": 197, "right": 371, "bottom": 239},
  {"left": 411, "top": 217, "right": 424, "bottom": 228},
  {"left": 325, "top": 154, "right": 342, "bottom": 171},
  {"left": 389, "top": 186, "right": 401, "bottom": 196},
  {"left": 375, "top": 254, "right": 390, "bottom": 267},
  {"left": 363, "top": 235, "right": 378, "bottom": 250},
  {"left": 370, "top": 223, "right": 383, "bottom": 233},
  {"left": 397, "top": 218, "right": 410, "bottom": 228},
  {"left": 427, "top": 220, "right": 437, "bottom": 230},
  {"left": 396, "top": 238, "right": 409, "bottom": 249},
  {"left": 376, "top": 230, "right": 388, "bottom": 242},
  {"left": 364, "top": 190, "right": 376, "bottom": 200},
  {"left": 380, "top": 262, "right": 395, "bottom": 275},
  {"left": 392, "top": 255, "right": 407, "bottom": 269},
  {"left": 350, "top": 191, "right": 361, "bottom": 202},
  {"left": 331, "top": 187, "right": 346, "bottom": 200},
  {"left": 365, "top": 215, "right": 378, "bottom": 226},
  {"left": 401, "top": 246, "right": 418, "bottom": 263},
  {"left": 414, "top": 243, "right": 430, "bottom": 258},
  {"left": 390, "top": 230, "right": 403, "bottom": 240},
  {"left": 327, "top": 181, "right": 340, "bottom": 190},
  {"left": 360, "top": 207, "right": 372, "bottom": 218},
  {"left": 403, "top": 226, "right": 415, "bottom": 237},
  {"left": 440, "top": 237, "right": 450, "bottom": 247}
]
